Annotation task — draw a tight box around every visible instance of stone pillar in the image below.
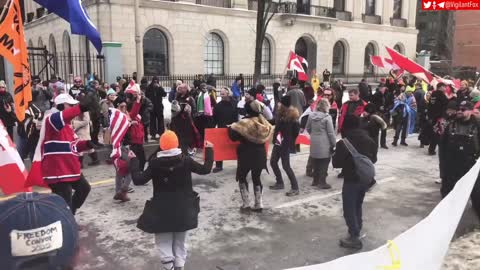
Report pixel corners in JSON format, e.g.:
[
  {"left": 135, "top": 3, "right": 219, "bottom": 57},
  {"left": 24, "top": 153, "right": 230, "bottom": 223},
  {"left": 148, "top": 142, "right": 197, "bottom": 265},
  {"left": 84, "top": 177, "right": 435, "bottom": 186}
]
[
  {"left": 401, "top": 0, "right": 409, "bottom": 21},
  {"left": 375, "top": 0, "right": 383, "bottom": 17},
  {"left": 231, "top": 0, "right": 248, "bottom": 9},
  {"left": 4, "top": 60, "right": 14, "bottom": 95},
  {"left": 345, "top": 0, "right": 354, "bottom": 13},
  {"left": 103, "top": 42, "right": 123, "bottom": 84},
  {"left": 407, "top": 0, "right": 416, "bottom": 27},
  {"left": 382, "top": 0, "right": 391, "bottom": 25},
  {"left": 352, "top": 0, "right": 363, "bottom": 21}
]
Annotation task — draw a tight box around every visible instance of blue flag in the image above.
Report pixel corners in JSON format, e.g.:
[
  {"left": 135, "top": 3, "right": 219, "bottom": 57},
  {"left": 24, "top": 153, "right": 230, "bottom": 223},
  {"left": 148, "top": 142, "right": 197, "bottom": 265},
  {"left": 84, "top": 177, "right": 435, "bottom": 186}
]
[{"left": 34, "top": 0, "right": 102, "bottom": 53}]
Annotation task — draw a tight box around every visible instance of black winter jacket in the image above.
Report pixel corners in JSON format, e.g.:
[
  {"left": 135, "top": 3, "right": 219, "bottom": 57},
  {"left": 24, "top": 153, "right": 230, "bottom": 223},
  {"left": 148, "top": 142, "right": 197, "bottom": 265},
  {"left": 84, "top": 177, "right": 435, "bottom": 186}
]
[
  {"left": 332, "top": 129, "right": 377, "bottom": 184},
  {"left": 428, "top": 90, "right": 448, "bottom": 121},
  {"left": 130, "top": 148, "right": 213, "bottom": 233},
  {"left": 0, "top": 91, "right": 16, "bottom": 126},
  {"left": 272, "top": 107, "right": 300, "bottom": 154},
  {"left": 213, "top": 100, "right": 238, "bottom": 128},
  {"left": 146, "top": 83, "right": 166, "bottom": 114}
]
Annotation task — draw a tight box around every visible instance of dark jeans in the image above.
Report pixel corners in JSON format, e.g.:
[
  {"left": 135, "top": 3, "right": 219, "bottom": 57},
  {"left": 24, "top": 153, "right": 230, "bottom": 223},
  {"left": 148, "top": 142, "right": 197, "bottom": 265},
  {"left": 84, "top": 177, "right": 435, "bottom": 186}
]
[
  {"left": 49, "top": 174, "right": 91, "bottom": 215},
  {"left": 429, "top": 134, "right": 439, "bottom": 153},
  {"left": 130, "top": 144, "right": 146, "bottom": 171},
  {"left": 394, "top": 116, "right": 408, "bottom": 141},
  {"left": 237, "top": 167, "right": 262, "bottom": 190},
  {"left": 380, "top": 129, "right": 387, "bottom": 146},
  {"left": 150, "top": 112, "right": 165, "bottom": 137},
  {"left": 144, "top": 124, "right": 150, "bottom": 142},
  {"left": 312, "top": 157, "right": 330, "bottom": 185},
  {"left": 342, "top": 182, "right": 367, "bottom": 237},
  {"left": 90, "top": 117, "right": 100, "bottom": 144},
  {"left": 270, "top": 145, "right": 298, "bottom": 190}
]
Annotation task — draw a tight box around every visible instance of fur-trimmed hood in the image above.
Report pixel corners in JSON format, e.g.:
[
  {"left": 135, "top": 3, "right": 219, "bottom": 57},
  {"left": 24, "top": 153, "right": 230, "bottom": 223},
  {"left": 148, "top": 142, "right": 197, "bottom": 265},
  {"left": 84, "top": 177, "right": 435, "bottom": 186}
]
[
  {"left": 231, "top": 115, "right": 273, "bottom": 144},
  {"left": 277, "top": 106, "right": 300, "bottom": 122}
]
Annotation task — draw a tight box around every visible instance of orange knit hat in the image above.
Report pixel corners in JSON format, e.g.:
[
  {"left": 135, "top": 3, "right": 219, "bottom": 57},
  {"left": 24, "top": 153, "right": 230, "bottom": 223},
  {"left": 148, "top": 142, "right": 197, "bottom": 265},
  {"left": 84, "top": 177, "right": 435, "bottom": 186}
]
[{"left": 159, "top": 130, "right": 179, "bottom": 150}]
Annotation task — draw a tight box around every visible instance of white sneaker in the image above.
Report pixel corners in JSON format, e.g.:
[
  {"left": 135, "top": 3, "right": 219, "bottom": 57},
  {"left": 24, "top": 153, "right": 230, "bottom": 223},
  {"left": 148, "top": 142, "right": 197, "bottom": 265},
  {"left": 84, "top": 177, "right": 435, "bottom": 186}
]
[
  {"left": 435, "top": 179, "right": 442, "bottom": 184},
  {"left": 155, "top": 134, "right": 160, "bottom": 139}
]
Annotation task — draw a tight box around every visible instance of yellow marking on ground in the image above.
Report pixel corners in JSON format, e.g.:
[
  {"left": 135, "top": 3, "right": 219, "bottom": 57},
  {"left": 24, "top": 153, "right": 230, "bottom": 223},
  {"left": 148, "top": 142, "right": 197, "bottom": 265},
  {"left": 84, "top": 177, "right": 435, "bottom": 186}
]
[{"left": 0, "top": 178, "right": 115, "bottom": 201}]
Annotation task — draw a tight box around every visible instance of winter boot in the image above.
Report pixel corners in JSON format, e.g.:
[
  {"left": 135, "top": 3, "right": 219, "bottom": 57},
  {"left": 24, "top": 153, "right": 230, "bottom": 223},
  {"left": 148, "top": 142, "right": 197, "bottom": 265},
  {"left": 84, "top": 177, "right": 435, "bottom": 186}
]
[
  {"left": 239, "top": 183, "right": 251, "bottom": 212},
  {"left": 286, "top": 189, "right": 300, "bottom": 196},
  {"left": 118, "top": 188, "right": 130, "bottom": 202},
  {"left": 400, "top": 140, "right": 408, "bottom": 146},
  {"left": 339, "top": 236, "right": 363, "bottom": 250},
  {"left": 306, "top": 157, "right": 313, "bottom": 177},
  {"left": 318, "top": 177, "right": 332, "bottom": 190},
  {"left": 269, "top": 182, "right": 285, "bottom": 190},
  {"left": 392, "top": 139, "right": 398, "bottom": 147},
  {"left": 252, "top": 186, "right": 264, "bottom": 212},
  {"left": 113, "top": 192, "right": 122, "bottom": 201}
]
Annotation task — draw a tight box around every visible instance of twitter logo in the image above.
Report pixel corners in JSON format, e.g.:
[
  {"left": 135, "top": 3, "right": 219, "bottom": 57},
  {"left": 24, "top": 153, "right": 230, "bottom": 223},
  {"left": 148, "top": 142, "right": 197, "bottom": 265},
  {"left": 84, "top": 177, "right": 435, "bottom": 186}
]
[{"left": 424, "top": 1, "right": 432, "bottom": 9}]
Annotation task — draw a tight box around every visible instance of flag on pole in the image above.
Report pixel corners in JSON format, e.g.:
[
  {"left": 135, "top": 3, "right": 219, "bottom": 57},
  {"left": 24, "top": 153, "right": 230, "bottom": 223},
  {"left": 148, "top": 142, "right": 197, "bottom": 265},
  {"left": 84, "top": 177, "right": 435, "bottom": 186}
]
[
  {"left": 370, "top": 56, "right": 399, "bottom": 70},
  {"left": 287, "top": 51, "right": 309, "bottom": 81},
  {"left": 0, "top": 0, "right": 32, "bottom": 122},
  {"left": 0, "top": 120, "right": 31, "bottom": 195},
  {"left": 386, "top": 47, "right": 434, "bottom": 83},
  {"left": 33, "top": 0, "right": 103, "bottom": 53}
]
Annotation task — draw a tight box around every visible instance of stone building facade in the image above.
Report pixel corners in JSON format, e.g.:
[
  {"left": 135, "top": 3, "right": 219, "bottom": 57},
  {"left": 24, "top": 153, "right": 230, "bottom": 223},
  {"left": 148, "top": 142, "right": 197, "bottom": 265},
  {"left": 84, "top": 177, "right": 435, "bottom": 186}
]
[{"left": 22, "top": 0, "right": 418, "bottom": 81}]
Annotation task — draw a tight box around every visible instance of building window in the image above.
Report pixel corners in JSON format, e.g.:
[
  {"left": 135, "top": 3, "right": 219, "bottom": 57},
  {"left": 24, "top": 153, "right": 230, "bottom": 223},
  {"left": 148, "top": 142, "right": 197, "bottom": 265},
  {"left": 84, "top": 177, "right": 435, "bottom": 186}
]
[
  {"left": 332, "top": 41, "right": 346, "bottom": 74},
  {"left": 261, "top": 39, "right": 271, "bottom": 75},
  {"left": 364, "top": 42, "right": 376, "bottom": 74},
  {"left": 143, "top": 28, "right": 169, "bottom": 76},
  {"left": 63, "top": 31, "right": 72, "bottom": 75},
  {"left": 394, "top": 44, "right": 403, "bottom": 54},
  {"left": 28, "top": 39, "right": 33, "bottom": 48},
  {"left": 49, "top": 34, "right": 57, "bottom": 73},
  {"left": 204, "top": 32, "right": 224, "bottom": 75},
  {"left": 393, "top": 0, "right": 402, "bottom": 19},
  {"left": 334, "top": 0, "right": 345, "bottom": 11},
  {"left": 38, "top": 37, "right": 44, "bottom": 48},
  {"left": 365, "top": 0, "right": 376, "bottom": 15}
]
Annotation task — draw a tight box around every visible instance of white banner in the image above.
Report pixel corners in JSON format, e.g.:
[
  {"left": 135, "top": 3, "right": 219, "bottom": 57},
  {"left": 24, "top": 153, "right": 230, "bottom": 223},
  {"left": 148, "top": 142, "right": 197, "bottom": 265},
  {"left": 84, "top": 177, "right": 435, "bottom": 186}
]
[{"left": 287, "top": 160, "right": 480, "bottom": 270}]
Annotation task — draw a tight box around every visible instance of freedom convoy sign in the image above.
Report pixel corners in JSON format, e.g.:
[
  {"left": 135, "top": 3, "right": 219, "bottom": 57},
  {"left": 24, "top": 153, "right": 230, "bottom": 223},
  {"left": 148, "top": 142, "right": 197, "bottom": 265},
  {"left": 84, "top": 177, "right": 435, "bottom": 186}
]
[
  {"left": 287, "top": 160, "right": 480, "bottom": 270},
  {"left": 10, "top": 221, "right": 63, "bottom": 257}
]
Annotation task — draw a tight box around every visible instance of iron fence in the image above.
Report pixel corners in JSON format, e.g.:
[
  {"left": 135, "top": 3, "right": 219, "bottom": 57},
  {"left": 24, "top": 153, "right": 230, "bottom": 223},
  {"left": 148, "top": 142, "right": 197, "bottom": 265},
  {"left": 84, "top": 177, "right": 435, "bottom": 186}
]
[
  {"left": 28, "top": 47, "right": 105, "bottom": 83},
  {"left": 121, "top": 73, "right": 385, "bottom": 92}
]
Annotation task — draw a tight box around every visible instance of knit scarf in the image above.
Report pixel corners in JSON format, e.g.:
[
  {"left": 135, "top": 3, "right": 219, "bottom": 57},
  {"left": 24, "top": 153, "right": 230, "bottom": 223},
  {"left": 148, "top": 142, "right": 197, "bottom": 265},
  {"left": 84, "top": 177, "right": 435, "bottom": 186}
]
[{"left": 197, "top": 92, "right": 205, "bottom": 113}]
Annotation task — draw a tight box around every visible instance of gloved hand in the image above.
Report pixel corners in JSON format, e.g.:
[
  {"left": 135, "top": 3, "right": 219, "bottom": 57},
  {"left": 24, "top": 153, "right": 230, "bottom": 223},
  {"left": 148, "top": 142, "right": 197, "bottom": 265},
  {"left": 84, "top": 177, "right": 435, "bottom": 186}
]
[{"left": 80, "top": 92, "right": 100, "bottom": 113}]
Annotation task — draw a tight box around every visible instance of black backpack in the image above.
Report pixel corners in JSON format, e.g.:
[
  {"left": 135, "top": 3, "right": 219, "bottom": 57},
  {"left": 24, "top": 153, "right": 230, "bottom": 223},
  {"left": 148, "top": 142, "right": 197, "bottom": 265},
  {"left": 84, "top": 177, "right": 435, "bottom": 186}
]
[{"left": 343, "top": 138, "right": 376, "bottom": 185}]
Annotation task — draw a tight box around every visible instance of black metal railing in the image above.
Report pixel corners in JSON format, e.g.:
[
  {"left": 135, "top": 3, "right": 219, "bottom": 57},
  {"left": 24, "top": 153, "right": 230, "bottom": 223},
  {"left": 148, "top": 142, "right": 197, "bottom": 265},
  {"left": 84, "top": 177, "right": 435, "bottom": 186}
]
[
  {"left": 28, "top": 48, "right": 105, "bottom": 82},
  {"left": 196, "top": 0, "right": 231, "bottom": 8},
  {"left": 331, "top": 73, "right": 387, "bottom": 84}
]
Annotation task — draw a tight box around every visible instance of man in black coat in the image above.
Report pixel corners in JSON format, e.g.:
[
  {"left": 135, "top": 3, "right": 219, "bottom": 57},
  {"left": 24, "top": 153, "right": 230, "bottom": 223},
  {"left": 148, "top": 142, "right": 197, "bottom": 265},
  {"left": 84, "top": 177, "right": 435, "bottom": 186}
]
[
  {"left": 427, "top": 83, "right": 449, "bottom": 155},
  {"left": 370, "top": 84, "right": 390, "bottom": 149},
  {"left": 358, "top": 79, "right": 371, "bottom": 102},
  {"left": 146, "top": 76, "right": 167, "bottom": 139},
  {"left": 332, "top": 115, "right": 377, "bottom": 250}
]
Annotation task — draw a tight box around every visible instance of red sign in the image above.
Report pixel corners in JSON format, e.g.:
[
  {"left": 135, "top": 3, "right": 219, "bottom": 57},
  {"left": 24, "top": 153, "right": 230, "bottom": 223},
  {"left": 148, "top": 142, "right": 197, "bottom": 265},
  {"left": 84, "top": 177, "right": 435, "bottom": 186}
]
[
  {"left": 204, "top": 128, "right": 269, "bottom": 161},
  {"left": 422, "top": 0, "right": 480, "bottom": 10}
]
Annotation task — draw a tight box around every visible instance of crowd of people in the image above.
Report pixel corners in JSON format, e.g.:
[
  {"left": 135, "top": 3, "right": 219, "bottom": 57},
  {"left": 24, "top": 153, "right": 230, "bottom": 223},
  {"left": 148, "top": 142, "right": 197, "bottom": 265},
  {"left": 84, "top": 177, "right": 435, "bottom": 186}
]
[{"left": 2, "top": 71, "right": 480, "bottom": 270}]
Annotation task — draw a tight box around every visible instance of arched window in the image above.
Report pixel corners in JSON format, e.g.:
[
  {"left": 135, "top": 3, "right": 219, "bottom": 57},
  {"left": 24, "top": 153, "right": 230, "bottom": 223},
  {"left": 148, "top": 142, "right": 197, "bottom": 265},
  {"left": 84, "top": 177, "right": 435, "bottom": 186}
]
[
  {"left": 204, "top": 33, "right": 224, "bottom": 75},
  {"left": 394, "top": 44, "right": 403, "bottom": 54},
  {"left": 332, "top": 41, "right": 346, "bottom": 74},
  {"left": 143, "top": 28, "right": 169, "bottom": 76},
  {"left": 393, "top": 0, "right": 402, "bottom": 19},
  {"left": 49, "top": 34, "right": 57, "bottom": 74},
  {"left": 364, "top": 42, "right": 376, "bottom": 74},
  {"left": 261, "top": 39, "right": 271, "bottom": 75},
  {"left": 63, "top": 31, "right": 72, "bottom": 75},
  {"left": 38, "top": 37, "right": 43, "bottom": 48},
  {"left": 28, "top": 39, "right": 33, "bottom": 48},
  {"left": 365, "top": 0, "right": 376, "bottom": 15}
]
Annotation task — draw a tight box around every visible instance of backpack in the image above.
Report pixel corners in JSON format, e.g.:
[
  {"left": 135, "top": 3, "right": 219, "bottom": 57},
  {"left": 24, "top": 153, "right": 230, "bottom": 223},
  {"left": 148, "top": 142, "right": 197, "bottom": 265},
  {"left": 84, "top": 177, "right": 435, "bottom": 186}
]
[{"left": 342, "top": 138, "right": 375, "bottom": 185}]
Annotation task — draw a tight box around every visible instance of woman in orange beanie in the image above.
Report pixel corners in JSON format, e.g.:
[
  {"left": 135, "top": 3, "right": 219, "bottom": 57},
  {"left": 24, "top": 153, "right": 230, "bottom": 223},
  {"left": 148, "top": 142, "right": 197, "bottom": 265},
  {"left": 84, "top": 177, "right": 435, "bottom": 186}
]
[{"left": 129, "top": 130, "right": 214, "bottom": 270}]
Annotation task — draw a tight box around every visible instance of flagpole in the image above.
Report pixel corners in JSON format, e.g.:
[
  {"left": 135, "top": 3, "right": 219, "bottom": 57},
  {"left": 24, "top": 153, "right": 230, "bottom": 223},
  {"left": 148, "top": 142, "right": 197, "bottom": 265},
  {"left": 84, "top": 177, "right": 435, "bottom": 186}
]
[{"left": 0, "top": 0, "right": 11, "bottom": 23}]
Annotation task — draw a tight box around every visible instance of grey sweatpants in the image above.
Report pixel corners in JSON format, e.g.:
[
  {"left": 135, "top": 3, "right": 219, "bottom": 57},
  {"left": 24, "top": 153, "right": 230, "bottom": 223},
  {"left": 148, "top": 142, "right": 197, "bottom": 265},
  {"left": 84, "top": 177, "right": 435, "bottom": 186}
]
[
  {"left": 115, "top": 173, "right": 132, "bottom": 193},
  {"left": 155, "top": 232, "right": 188, "bottom": 269}
]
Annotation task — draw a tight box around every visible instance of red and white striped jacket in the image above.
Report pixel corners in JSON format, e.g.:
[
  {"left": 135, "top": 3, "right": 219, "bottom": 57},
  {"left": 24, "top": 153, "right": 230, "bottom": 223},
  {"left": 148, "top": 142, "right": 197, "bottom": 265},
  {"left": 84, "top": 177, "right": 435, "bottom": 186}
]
[{"left": 42, "top": 105, "right": 90, "bottom": 184}]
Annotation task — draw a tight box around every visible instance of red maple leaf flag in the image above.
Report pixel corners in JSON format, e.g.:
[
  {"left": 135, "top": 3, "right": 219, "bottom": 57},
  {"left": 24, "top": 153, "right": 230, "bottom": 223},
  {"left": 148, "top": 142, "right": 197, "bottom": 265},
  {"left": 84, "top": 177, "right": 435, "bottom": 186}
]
[
  {"left": 287, "top": 51, "right": 308, "bottom": 81},
  {"left": 0, "top": 120, "right": 31, "bottom": 195},
  {"left": 386, "top": 47, "right": 434, "bottom": 83}
]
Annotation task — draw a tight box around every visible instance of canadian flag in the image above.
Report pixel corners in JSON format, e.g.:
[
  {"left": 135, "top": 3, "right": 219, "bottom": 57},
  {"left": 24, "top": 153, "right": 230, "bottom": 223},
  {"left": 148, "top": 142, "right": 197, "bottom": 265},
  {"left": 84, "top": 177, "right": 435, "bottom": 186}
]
[
  {"left": 370, "top": 56, "right": 399, "bottom": 70},
  {"left": 386, "top": 46, "right": 434, "bottom": 83},
  {"left": 0, "top": 120, "right": 31, "bottom": 195},
  {"left": 287, "top": 51, "right": 309, "bottom": 81}
]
